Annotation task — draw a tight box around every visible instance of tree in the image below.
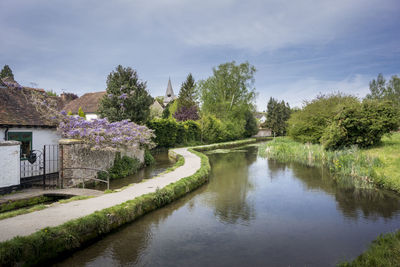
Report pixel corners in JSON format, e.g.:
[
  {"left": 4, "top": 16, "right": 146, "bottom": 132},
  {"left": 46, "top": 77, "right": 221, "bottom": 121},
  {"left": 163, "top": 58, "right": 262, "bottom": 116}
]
[
  {"left": 174, "top": 73, "right": 199, "bottom": 121},
  {"left": 0, "top": 65, "right": 14, "bottom": 79},
  {"left": 98, "top": 65, "right": 153, "bottom": 124},
  {"left": 287, "top": 93, "right": 358, "bottom": 143},
  {"left": 78, "top": 107, "right": 85, "bottom": 118},
  {"left": 177, "top": 73, "right": 197, "bottom": 109},
  {"left": 243, "top": 110, "right": 258, "bottom": 137},
  {"left": 265, "top": 97, "right": 291, "bottom": 136},
  {"left": 198, "top": 61, "right": 256, "bottom": 120},
  {"left": 173, "top": 105, "right": 200, "bottom": 121},
  {"left": 366, "top": 73, "right": 400, "bottom": 106}
]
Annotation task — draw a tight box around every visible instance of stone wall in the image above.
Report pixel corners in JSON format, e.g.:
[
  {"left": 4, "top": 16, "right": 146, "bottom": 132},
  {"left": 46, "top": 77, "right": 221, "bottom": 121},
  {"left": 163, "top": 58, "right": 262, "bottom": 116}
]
[
  {"left": 59, "top": 139, "right": 144, "bottom": 188},
  {"left": 0, "top": 141, "right": 20, "bottom": 193}
]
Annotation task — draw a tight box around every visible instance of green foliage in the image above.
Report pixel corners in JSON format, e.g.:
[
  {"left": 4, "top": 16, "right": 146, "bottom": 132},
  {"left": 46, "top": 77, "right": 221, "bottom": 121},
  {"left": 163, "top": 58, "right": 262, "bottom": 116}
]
[
  {"left": 199, "top": 114, "right": 226, "bottom": 143},
  {"left": 46, "top": 90, "right": 57, "bottom": 97},
  {"left": 108, "top": 153, "right": 140, "bottom": 179},
  {"left": 67, "top": 111, "right": 73, "bottom": 116},
  {"left": 162, "top": 99, "right": 178, "bottom": 119},
  {"left": 259, "top": 138, "right": 379, "bottom": 188},
  {"left": 198, "top": 61, "right": 256, "bottom": 120},
  {"left": 99, "top": 65, "right": 154, "bottom": 124},
  {"left": 147, "top": 118, "right": 201, "bottom": 147},
  {"left": 243, "top": 110, "right": 258, "bottom": 137},
  {"left": 144, "top": 150, "right": 155, "bottom": 166},
  {"left": 287, "top": 93, "right": 359, "bottom": 143},
  {"left": 321, "top": 99, "right": 399, "bottom": 149},
  {"left": 78, "top": 107, "right": 85, "bottom": 118},
  {"left": 265, "top": 97, "right": 291, "bottom": 136},
  {"left": 0, "top": 65, "right": 14, "bottom": 79},
  {"left": 338, "top": 231, "right": 400, "bottom": 267},
  {"left": 366, "top": 73, "right": 400, "bottom": 106},
  {"left": 147, "top": 118, "right": 179, "bottom": 147},
  {"left": 177, "top": 73, "right": 197, "bottom": 109},
  {"left": 0, "top": 196, "right": 52, "bottom": 213}
]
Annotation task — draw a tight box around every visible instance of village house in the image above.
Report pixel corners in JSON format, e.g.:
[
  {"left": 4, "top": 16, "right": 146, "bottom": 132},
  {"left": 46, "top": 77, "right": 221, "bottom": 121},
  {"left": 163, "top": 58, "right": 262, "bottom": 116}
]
[
  {"left": 0, "top": 78, "right": 71, "bottom": 192},
  {"left": 63, "top": 91, "right": 106, "bottom": 120}
]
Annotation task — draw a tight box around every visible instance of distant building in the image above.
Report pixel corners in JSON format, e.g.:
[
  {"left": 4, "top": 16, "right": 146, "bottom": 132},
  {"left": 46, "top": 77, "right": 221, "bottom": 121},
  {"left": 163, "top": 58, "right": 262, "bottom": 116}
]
[
  {"left": 163, "top": 78, "right": 177, "bottom": 106},
  {"left": 63, "top": 92, "right": 106, "bottom": 120},
  {"left": 150, "top": 100, "right": 164, "bottom": 119}
]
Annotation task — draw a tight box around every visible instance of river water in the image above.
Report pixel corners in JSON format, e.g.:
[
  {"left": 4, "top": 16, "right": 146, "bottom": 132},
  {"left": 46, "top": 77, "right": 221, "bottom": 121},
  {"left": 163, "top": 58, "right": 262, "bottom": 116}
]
[{"left": 55, "top": 144, "right": 400, "bottom": 266}]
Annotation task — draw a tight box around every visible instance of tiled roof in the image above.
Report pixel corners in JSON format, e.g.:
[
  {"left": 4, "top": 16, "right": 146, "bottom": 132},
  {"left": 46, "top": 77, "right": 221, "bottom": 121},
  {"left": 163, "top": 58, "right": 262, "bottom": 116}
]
[
  {"left": 63, "top": 91, "right": 106, "bottom": 114},
  {"left": 0, "top": 86, "right": 56, "bottom": 127}
]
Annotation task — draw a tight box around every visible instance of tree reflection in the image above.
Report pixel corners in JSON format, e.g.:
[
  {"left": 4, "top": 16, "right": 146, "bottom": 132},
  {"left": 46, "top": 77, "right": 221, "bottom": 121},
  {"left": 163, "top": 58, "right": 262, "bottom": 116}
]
[
  {"left": 204, "top": 147, "right": 256, "bottom": 224},
  {"left": 287, "top": 160, "right": 400, "bottom": 220}
]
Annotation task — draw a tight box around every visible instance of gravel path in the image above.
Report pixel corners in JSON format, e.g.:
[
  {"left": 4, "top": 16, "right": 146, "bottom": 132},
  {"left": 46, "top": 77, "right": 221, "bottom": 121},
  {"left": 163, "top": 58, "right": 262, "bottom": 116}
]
[{"left": 0, "top": 148, "right": 201, "bottom": 242}]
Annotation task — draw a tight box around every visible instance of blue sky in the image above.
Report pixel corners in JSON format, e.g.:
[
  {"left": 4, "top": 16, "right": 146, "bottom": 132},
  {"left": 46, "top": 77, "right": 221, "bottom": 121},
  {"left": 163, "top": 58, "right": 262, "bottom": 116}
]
[{"left": 1, "top": 0, "right": 399, "bottom": 110}]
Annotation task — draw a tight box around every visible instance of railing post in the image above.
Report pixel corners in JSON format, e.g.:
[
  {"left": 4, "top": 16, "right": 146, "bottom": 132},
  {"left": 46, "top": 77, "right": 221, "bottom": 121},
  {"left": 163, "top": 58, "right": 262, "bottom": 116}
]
[{"left": 43, "top": 145, "right": 46, "bottom": 190}]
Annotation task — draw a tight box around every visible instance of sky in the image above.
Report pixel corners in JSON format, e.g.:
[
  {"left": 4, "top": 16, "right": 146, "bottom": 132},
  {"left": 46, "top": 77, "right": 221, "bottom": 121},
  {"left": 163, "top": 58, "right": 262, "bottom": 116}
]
[{"left": 0, "top": 0, "right": 399, "bottom": 110}]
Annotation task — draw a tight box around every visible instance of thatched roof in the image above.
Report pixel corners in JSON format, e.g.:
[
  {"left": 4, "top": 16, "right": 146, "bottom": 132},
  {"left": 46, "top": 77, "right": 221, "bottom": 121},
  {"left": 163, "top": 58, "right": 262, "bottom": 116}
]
[{"left": 63, "top": 91, "right": 106, "bottom": 114}]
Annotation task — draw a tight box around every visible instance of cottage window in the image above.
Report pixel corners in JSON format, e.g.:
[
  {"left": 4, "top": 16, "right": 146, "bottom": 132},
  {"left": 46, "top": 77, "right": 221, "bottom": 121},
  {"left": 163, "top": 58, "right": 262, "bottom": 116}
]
[{"left": 8, "top": 132, "right": 32, "bottom": 159}]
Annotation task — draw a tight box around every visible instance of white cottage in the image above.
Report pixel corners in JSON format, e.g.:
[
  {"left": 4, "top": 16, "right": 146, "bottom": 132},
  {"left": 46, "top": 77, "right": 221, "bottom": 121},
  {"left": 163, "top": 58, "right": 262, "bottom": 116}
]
[{"left": 0, "top": 79, "right": 63, "bottom": 192}]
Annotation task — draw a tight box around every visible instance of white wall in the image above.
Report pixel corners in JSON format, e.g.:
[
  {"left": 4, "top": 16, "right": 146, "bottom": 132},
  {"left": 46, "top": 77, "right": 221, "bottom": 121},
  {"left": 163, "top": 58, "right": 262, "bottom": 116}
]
[
  {"left": 85, "top": 113, "right": 99, "bottom": 121},
  {"left": 0, "top": 141, "right": 20, "bottom": 188},
  {"left": 0, "top": 127, "right": 60, "bottom": 151},
  {"left": 0, "top": 127, "right": 61, "bottom": 177}
]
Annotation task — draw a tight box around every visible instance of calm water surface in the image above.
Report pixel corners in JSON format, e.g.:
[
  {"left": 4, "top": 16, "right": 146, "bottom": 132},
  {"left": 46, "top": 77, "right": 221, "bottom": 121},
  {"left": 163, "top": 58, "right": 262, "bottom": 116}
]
[
  {"left": 93, "top": 151, "right": 174, "bottom": 190},
  {"left": 56, "top": 145, "right": 400, "bottom": 266}
]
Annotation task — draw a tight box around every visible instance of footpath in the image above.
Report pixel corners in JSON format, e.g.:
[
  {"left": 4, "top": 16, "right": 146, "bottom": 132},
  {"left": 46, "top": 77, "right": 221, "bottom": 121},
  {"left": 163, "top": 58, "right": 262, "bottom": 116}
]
[{"left": 0, "top": 148, "right": 200, "bottom": 242}]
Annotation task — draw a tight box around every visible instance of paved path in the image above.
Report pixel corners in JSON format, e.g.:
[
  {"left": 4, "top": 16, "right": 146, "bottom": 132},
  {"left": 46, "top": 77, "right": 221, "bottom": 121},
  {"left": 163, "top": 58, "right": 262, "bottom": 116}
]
[
  {"left": 0, "top": 148, "right": 200, "bottom": 242},
  {"left": 0, "top": 188, "right": 103, "bottom": 205}
]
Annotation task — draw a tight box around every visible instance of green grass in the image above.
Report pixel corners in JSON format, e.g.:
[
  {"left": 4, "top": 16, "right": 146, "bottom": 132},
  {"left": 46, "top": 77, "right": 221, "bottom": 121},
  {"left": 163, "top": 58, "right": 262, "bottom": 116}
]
[
  {"left": 0, "top": 204, "right": 48, "bottom": 220},
  {"left": 0, "top": 196, "right": 94, "bottom": 221},
  {"left": 363, "top": 133, "right": 400, "bottom": 192},
  {"left": 0, "top": 196, "right": 53, "bottom": 213},
  {"left": 338, "top": 231, "right": 400, "bottom": 267}
]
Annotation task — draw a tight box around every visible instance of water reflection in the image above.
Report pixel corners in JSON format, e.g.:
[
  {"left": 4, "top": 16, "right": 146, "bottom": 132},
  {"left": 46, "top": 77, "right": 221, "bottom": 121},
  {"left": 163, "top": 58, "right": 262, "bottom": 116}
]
[
  {"left": 204, "top": 147, "right": 258, "bottom": 225},
  {"left": 281, "top": 160, "right": 400, "bottom": 220},
  {"left": 55, "top": 145, "right": 400, "bottom": 267}
]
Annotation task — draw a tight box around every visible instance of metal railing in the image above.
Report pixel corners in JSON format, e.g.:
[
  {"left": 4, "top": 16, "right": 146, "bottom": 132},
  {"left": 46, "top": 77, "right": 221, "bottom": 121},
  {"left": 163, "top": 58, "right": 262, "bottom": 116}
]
[{"left": 62, "top": 167, "right": 110, "bottom": 190}]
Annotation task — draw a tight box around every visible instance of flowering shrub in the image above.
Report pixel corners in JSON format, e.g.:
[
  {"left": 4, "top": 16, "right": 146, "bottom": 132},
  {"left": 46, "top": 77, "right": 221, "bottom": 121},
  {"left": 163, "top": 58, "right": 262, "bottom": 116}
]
[{"left": 58, "top": 112, "right": 155, "bottom": 150}]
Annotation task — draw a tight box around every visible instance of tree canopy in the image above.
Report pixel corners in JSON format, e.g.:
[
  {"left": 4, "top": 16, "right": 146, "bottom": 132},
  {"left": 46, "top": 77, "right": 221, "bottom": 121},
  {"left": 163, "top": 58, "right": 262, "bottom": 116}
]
[
  {"left": 198, "top": 61, "right": 256, "bottom": 120},
  {"left": 99, "top": 65, "right": 153, "bottom": 124},
  {"left": 366, "top": 73, "right": 400, "bottom": 107},
  {"left": 0, "top": 65, "right": 14, "bottom": 79},
  {"left": 265, "top": 97, "right": 291, "bottom": 136}
]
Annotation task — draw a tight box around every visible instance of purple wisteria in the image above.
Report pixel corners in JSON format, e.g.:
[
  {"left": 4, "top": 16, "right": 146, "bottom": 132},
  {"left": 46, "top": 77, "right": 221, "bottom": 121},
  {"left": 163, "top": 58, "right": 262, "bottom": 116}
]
[{"left": 58, "top": 115, "right": 155, "bottom": 150}]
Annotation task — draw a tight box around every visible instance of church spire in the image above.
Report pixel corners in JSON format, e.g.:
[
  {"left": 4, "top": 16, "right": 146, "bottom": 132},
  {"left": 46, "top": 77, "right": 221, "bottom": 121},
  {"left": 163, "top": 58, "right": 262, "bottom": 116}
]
[{"left": 164, "top": 77, "right": 176, "bottom": 105}]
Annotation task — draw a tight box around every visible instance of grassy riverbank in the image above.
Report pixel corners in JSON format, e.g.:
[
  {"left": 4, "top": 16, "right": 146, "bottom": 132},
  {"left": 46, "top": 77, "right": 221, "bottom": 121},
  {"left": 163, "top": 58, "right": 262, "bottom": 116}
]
[
  {"left": 259, "top": 133, "right": 400, "bottom": 192},
  {"left": 259, "top": 133, "right": 400, "bottom": 266}
]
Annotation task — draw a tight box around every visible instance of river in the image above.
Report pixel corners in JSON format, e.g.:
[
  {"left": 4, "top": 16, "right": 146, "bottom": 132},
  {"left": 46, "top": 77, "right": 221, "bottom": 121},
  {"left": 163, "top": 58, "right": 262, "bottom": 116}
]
[{"left": 55, "top": 144, "right": 400, "bottom": 266}]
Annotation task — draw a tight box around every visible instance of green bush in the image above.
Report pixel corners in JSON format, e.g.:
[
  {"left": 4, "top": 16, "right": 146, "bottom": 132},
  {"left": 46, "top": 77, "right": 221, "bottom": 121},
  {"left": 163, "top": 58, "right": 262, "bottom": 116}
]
[
  {"left": 108, "top": 153, "right": 140, "bottom": 179},
  {"left": 244, "top": 110, "right": 259, "bottom": 137},
  {"left": 147, "top": 118, "right": 178, "bottom": 147},
  {"left": 288, "top": 93, "right": 358, "bottom": 143},
  {"left": 200, "top": 115, "right": 226, "bottom": 143},
  {"left": 144, "top": 150, "right": 155, "bottom": 166},
  {"left": 321, "top": 99, "right": 399, "bottom": 149},
  {"left": 183, "top": 120, "right": 201, "bottom": 143}
]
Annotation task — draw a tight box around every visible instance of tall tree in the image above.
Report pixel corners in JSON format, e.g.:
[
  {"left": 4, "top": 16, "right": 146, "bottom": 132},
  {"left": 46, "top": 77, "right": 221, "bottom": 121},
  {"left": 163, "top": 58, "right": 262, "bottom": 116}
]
[
  {"left": 174, "top": 73, "right": 199, "bottom": 121},
  {"left": 0, "top": 65, "right": 14, "bottom": 79},
  {"left": 265, "top": 97, "right": 291, "bottom": 136},
  {"left": 366, "top": 73, "right": 400, "bottom": 105},
  {"left": 99, "top": 65, "right": 153, "bottom": 124},
  {"left": 177, "top": 73, "right": 197, "bottom": 108},
  {"left": 198, "top": 61, "right": 256, "bottom": 120}
]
